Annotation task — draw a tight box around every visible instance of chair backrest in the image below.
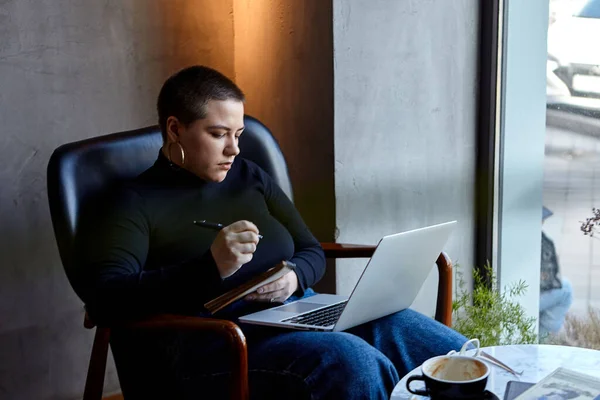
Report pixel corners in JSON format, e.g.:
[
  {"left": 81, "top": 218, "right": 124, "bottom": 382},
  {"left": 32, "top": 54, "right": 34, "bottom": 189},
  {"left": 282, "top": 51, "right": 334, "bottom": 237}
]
[{"left": 47, "top": 115, "right": 292, "bottom": 295}]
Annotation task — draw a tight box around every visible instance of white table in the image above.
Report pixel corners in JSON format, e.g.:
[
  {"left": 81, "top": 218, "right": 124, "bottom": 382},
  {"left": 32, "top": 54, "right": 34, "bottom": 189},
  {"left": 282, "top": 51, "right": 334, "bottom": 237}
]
[{"left": 391, "top": 344, "right": 600, "bottom": 399}]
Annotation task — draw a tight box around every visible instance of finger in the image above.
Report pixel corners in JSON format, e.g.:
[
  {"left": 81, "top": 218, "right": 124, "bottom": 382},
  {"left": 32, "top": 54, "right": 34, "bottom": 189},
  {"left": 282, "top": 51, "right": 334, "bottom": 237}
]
[
  {"left": 256, "top": 277, "right": 285, "bottom": 294},
  {"left": 231, "top": 249, "right": 253, "bottom": 265},
  {"left": 239, "top": 252, "right": 253, "bottom": 265},
  {"left": 227, "top": 220, "right": 259, "bottom": 234},
  {"left": 245, "top": 288, "right": 286, "bottom": 302},
  {"left": 234, "top": 231, "right": 260, "bottom": 244},
  {"left": 234, "top": 242, "right": 257, "bottom": 254}
]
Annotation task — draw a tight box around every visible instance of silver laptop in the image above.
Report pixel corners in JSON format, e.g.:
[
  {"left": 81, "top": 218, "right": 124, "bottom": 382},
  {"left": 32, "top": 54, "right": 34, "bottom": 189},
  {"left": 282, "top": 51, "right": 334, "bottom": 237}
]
[{"left": 238, "top": 221, "right": 456, "bottom": 332}]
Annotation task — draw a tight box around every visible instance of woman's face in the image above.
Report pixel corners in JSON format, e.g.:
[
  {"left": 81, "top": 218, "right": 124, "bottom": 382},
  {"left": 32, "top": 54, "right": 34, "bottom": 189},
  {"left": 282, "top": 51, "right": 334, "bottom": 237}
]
[{"left": 165, "top": 99, "right": 245, "bottom": 182}]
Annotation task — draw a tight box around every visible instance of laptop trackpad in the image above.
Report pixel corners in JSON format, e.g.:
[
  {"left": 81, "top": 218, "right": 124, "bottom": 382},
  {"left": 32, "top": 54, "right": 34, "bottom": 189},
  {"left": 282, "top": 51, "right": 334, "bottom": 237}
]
[{"left": 277, "top": 302, "right": 326, "bottom": 313}]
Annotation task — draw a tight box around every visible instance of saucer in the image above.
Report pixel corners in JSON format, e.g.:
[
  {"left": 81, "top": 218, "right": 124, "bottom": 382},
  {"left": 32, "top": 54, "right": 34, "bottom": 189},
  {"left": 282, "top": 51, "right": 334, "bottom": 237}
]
[
  {"left": 482, "top": 390, "right": 500, "bottom": 400},
  {"left": 433, "top": 391, "right": 500, "bottom": 400}
]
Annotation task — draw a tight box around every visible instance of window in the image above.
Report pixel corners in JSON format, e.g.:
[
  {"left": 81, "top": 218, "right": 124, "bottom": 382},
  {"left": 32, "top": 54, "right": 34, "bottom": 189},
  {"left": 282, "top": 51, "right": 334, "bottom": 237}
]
[
  {"left": 498, "top": 0, "right": 600, "bottom": 346},
  {"left": 541, "top": 0, "right": 600, "bottom": 343}
]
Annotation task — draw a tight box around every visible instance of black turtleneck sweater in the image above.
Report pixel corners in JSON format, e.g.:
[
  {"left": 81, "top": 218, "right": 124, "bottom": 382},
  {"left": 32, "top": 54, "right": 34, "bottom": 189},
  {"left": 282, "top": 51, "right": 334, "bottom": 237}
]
[{"left": 78, "top": 152, "right": 325, "bottom": 322}]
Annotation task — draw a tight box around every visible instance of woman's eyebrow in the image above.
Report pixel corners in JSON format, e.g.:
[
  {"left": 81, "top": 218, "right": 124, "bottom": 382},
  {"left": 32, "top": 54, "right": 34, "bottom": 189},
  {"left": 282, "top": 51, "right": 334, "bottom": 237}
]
[
  {"left": 206, "top": 125, "right": 245, "bottom": 132},
  {"left": 206, "top": 124, "right": 230, "bottom": 130}
]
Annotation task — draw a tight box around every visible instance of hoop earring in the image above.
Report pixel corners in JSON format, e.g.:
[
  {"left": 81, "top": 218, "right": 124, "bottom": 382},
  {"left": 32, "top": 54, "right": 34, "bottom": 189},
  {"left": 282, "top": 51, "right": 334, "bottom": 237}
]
[{"left": 168, "top": 142, "right": 185, "bottom": 166}]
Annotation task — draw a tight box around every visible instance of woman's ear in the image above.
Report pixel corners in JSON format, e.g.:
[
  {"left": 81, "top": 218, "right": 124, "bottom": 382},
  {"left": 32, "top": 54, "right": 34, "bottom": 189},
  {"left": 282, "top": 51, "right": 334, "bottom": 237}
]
[{"left": 165, "top": 116, "right": 181, "bottom": 142}]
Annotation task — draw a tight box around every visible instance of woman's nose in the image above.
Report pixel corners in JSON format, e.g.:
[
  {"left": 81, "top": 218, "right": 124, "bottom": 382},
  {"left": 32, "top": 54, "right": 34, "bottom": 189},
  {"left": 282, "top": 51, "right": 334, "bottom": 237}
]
[{"left": 225, "top": 137, "right": 240, "bottom": 156}]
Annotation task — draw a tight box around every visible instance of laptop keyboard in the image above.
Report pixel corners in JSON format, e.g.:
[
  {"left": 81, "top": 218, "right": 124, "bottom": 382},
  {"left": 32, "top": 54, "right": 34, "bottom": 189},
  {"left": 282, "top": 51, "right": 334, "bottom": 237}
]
[{"left": 282, "top": 301, "right": 348, "bottom": 327}]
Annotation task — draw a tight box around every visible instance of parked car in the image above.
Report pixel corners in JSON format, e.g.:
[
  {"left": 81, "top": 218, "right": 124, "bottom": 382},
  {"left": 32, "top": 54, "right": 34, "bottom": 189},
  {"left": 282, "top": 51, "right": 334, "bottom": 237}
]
[
  {"left": 547, "top": 56, "right": 572, "bottom": 105},
  {"left": 547, "top": 0, "right": 600, "bottom": 96}
]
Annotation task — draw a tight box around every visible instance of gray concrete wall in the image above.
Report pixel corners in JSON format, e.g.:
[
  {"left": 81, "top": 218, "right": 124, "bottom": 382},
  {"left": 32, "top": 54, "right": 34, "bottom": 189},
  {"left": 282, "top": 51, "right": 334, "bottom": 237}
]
[
  {"left": 233, "top": 0, "right": 336, "bottom": 291},
  {"left": 0, "top": 1, "right": 235, "bottom": 398},
  {"left": 333, "top": 0, "right": 479, "bottom": 313}
]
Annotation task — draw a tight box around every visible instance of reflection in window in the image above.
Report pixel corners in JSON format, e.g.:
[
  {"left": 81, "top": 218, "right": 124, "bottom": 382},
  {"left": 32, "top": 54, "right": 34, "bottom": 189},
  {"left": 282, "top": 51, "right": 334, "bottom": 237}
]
[{"left": 543, "top": 0, "right": 600, "bottom": 348}]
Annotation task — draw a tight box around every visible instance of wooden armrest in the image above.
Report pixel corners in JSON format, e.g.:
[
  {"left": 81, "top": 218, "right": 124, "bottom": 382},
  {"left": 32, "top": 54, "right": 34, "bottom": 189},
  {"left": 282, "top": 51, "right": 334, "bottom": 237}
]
[
  {"left": 320, "top": 242, "right": 376, "bottom": 258},
  {"left": 435, "top": 252, "right": 453, "bottom": 327},
  {"left": 83, "top": 313, "right": 248, "bottom": 400},
  {"left": 124, "top": 314, "right": 244, "bottom": 338}
]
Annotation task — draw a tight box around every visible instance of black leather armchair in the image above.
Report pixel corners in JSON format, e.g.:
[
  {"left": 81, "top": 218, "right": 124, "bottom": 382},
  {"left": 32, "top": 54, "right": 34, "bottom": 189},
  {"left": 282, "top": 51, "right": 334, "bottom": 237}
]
[{"left": 47, "top": 115, "right": 453, "bottom": 400}]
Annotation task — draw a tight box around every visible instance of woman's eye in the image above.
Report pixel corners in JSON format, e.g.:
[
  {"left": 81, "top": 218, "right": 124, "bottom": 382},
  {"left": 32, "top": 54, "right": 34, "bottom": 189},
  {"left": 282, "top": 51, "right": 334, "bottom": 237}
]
[{"left": 211, "top": 133, "right": 226, "bottom": 139}]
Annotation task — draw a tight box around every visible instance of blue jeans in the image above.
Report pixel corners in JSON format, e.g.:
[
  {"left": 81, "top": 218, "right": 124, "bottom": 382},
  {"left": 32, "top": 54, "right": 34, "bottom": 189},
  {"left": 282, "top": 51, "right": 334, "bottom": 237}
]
[
  {"left": 539, "top": 278, "right": 573, "bottom": 337},
  {"left": 112, "top": 290, "right": 468, "bottom": 399}
]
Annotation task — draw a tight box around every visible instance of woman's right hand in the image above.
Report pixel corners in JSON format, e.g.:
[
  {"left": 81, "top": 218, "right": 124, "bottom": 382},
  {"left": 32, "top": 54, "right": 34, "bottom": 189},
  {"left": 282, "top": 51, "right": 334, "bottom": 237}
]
[{"left": 210, "top": 220, "right": 260, "bottom": 279}]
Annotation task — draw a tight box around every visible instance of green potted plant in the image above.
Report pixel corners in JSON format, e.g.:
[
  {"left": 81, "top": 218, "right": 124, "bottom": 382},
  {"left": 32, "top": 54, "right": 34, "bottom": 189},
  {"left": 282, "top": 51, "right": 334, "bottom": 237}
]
[{"left": 452, "top": 262, "right": 538, "bottom": 347}]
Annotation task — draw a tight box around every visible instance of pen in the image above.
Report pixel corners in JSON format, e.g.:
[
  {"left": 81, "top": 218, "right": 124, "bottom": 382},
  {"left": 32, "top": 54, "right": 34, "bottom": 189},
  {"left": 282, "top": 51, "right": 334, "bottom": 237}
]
[{"left": 193, "top": 220, "right": 263, "bottom": 240}]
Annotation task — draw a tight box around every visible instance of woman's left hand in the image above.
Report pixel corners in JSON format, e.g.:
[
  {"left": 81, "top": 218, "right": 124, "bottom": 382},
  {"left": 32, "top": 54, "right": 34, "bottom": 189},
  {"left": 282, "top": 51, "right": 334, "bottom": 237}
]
[{"left": 245, "top": 270, "right": 299, "bottom": 303}]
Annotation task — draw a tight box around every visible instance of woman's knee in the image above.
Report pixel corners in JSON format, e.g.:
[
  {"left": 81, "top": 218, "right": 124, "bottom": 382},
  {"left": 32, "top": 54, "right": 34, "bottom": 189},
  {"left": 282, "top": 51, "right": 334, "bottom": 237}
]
[
  {"left": 373, "top": 309, "right": 466, "bottom": 344},
  {"left": 322, "top": 333, "right": 394, "bottom": 369},
  {"left": 373, "top": 308, "right": 437, "bottom": 331}
]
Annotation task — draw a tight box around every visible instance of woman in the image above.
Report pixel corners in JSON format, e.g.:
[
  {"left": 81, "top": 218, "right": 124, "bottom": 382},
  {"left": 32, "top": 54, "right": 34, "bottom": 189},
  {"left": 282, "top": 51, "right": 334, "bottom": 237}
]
[{"left": 78, "top": 65, "right": 467, "bottom": 399}]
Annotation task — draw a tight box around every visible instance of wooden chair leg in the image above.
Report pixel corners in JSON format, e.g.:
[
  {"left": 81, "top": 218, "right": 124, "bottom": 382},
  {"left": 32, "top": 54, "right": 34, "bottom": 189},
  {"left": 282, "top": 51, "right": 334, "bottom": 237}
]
[
  {"left": 83, "top": 327, "right": 111, "bottom": 400},
  {"left": 435, "top": 252, "right": 453, "bottom": 327}
]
